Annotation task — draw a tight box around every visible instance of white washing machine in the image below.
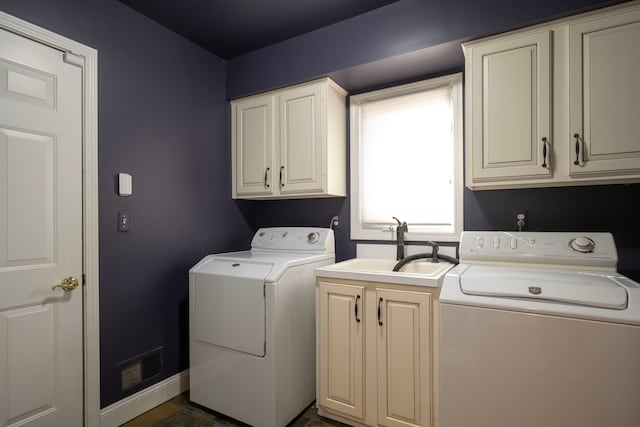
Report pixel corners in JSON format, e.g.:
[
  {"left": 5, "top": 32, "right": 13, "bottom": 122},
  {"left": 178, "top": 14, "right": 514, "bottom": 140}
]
[
  {"left": 189, "top": 227, "right": 335, "bottom": 427},
  {"left": 439, "top": 231, "right": 640, "bottom": 427}
]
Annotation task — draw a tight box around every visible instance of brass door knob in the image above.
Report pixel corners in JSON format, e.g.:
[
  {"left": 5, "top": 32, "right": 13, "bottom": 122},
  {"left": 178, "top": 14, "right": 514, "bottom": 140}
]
[{"left": 51, "top": 276, "right": 79, "bottom": 292}]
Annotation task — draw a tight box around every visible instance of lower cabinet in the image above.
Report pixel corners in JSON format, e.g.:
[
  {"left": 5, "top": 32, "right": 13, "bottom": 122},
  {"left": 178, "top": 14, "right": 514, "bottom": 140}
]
[
  {"left": 317, "top": 282, "right": 365, "bottom": 419},
  {"left": 317, "top": 279, "right": 433, "bottom": 427}
]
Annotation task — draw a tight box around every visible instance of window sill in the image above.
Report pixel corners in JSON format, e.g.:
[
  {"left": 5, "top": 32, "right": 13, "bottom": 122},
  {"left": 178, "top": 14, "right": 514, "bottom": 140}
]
[{"left": 351, "top": 229, "right": 461, "bottom": 243}]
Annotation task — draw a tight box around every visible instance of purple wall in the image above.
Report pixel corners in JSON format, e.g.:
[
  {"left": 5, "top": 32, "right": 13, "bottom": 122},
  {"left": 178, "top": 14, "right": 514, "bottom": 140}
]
[
  {"left": 2, "top": 0, "right": 639, "bottom": 411},
  {"left": 242, "top": 0, "right": 640, "bottom": 282},
  {"left": 226, "top": 0, "right": 625, "bottom": 98},
  {"left": 465, "top": 185, "right": 640, "bottom": 279},
  {"left": 0, "top": 0, "right": 255, "bottom": 407}
]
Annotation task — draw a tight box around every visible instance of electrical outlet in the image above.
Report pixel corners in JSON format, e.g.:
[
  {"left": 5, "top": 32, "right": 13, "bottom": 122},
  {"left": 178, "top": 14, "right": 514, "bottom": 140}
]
[{"left": 514, "top": 210, "right": 528, "bottom": 231}]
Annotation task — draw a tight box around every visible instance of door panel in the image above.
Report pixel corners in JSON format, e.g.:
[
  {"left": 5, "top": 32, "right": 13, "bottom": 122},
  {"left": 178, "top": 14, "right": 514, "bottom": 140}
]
[
  {"left": 0, "top": 305, "right": 56, "bottom": 423},
  {"left": 377, "top": 289, "right": 431, "bottom": 427},
  {"left": 280, "top": 84, "right": 324, "bottom": 194},
  {"left": 469, "top": 31, "right": 552, "bottom": 182},
  {"left": 569, "top": 10, "right": 640, "bottom": 175},
  {"left": 233, "top": 95, "right": 275, "bottom": 197},
  {"left": 317, "top": 282, "right": 364, "bottom": 420},
  {"left": 0, "top": 58, "right": 56, "bottom": 108},
  {"left": 0, "top": 27, "right": 82, "bottom": 427},
  {"left": 483, "top": 47, "right": 535, "bottom": 165},
  {"left": 1, "top": 129, "right": 55, "bottom": 267}
]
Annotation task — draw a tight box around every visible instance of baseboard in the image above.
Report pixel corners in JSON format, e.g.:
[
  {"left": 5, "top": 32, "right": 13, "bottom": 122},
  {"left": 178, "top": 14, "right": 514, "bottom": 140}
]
[{"left": 99, "top": 370, "right": 189, "bottom": 427}]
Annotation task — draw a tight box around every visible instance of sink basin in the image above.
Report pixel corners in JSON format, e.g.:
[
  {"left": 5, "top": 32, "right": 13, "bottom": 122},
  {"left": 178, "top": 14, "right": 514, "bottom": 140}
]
[
  {"left": 330, "top": 258, "right": 451, "bottom": 276},
  {"left": 315, "top": 257, "right": 455, "bottom": 287}
]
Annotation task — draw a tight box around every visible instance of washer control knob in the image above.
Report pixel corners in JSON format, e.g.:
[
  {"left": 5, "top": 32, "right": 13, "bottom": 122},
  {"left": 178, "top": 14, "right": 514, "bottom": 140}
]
[
  {"left": 307, "top": 232, "right": 319, "bottom": 244},
  {"left": 570, "top": 236, "right": 595, "bottom": 253},
  {"left": 492, "top": 237, "right": 500, "bottom": 249},
  {"left": 510, "top": 238, "right": 517, "bottom": 249}
]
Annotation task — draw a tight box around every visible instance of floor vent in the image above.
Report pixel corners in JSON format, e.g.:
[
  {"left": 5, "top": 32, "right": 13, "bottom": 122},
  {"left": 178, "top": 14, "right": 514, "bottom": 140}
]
[{"left": 118, "top": 347, "right": 164, "bottom": 392}]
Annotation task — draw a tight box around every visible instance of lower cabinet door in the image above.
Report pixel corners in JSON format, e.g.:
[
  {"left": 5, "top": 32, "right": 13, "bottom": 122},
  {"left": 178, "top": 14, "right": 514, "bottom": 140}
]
[
  {"left": 317, "top": 282, "right": 365, "bottom": 420},
  {"left": 377, "top": 289, "right": 431, "bottom": 427}
]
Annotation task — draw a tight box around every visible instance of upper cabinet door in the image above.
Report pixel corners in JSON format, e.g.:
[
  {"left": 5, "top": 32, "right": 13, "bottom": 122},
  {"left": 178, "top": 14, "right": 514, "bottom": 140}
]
[
  {"left": 279, "top": 83, "right": 325, "bottom": 195},
  {"left": 467, "top": 31, "right": 553, "bottom": 185},
  {"left": 569, "top": 9, "right": 640, "bottom": 176},
  {"left": 232, "top": 95, "right": 275, "bottom": 197}
]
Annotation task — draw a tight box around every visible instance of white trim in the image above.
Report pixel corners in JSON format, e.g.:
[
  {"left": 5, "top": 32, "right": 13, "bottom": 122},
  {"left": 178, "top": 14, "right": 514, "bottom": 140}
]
[
  {"left": 349, "top": 73, "right": 464, "bottom": 242},
  {"left": 99, "top": 371, "right": 190, "bottom": 427},
  {"left": 0, "top": 11, "right": 100, "bottom": 427}
]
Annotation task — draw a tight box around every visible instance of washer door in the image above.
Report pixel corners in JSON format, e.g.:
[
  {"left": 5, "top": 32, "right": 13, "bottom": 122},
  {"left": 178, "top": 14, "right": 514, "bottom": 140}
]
[
  {"left": 460, "top": 266, "right": 628, "bottom": 309},
  {"left": 192, "top": 258, "right": 272, "bottom": 356}
]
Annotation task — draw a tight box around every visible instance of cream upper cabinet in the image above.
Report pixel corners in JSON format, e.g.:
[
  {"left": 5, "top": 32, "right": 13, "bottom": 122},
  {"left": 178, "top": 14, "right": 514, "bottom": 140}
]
[
  {"left": 232, "top": 94, "right": 276, "bottom": 197},
  {"left": 466, "top": 31, "right": 553, "bottom": 184},
  {"left": 316, "top": 279, "right": 434, "bottom": 427},
  {"left": 232, "top": 78, "right": 347, "bottom": 199},
  {"left": 465, "top": 1, "right": 640, "bottom": 190},
  {"left": 569, "top": 7, "right": 640, "bottom": 177},
  {"left": 279, "top": 83, "right": 323, "bottom": 195}
]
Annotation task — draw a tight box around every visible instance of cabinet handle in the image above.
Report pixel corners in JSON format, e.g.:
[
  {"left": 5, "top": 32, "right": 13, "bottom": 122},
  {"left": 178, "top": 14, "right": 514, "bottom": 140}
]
[
  {"left": 377, "top": 297, "right": 383, "bottom": 326},
  {"left": 264, "top": 167, "right": 270, "bottom": 189},
  {"left": 541, "top": 137, "right": 549, "bottom": 169},
  {"left": 280, "top": 166, "right": 285, "bottom": 188},
  {"left": 355, "top": 294, "right": 361, "bottom": 323},
  {"left": 573, "top": 133, "right": 582, "bottom": 166}
]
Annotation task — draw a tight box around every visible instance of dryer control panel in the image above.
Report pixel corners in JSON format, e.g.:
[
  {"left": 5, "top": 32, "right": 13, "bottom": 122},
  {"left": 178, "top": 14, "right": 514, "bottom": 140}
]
[
  {"left": 251, "top": 227, "right": 335, "bottom": 253},
  {"left": 459, "top": 231, "right": 618, "bottom": 270}
]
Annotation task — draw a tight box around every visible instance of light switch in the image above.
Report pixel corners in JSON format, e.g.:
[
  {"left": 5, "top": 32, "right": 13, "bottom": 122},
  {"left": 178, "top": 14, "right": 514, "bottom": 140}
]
[
  {"left": 118, "top": 211, "right": 130, "bottom": 232},
  {"left": 118, "top": 173, "right": 132, "bottom": 196}
]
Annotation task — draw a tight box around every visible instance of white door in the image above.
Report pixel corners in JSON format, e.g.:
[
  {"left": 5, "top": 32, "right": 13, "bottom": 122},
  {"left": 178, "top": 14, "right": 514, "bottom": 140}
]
[{"left": 0, "top": 27, "right": 83, "bottom": 427}]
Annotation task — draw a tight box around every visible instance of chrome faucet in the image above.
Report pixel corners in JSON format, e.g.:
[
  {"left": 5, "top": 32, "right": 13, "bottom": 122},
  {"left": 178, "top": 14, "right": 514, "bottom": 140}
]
[{"left": 392, "top": 217, "right": 408, "bottom": 261}]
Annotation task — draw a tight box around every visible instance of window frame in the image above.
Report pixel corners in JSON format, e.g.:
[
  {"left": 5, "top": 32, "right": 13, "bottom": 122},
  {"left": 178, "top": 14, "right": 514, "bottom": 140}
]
[{"left": 349, "top": 73, "right": 464, "bottom": 242}]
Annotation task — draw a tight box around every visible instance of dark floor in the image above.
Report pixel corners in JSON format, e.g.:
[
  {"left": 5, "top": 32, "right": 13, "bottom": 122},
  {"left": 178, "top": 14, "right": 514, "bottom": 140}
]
[{"left": 121, "top": 392, "right": 344, "bottom": 427}]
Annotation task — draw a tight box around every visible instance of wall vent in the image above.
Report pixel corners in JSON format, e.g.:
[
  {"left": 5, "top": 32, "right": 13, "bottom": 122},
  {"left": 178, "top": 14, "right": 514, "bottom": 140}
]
[
  {"left": 121, "top": 361, "right": 142, "bottom": 390},
  {"left": 118, "top": 346, "right": 164, "bottom": 392}
]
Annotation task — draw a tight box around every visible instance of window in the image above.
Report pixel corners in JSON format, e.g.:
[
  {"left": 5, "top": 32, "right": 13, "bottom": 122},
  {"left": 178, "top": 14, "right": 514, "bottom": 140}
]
[{"left": 350, "top": 73, "right": 463, "bottom": 242}]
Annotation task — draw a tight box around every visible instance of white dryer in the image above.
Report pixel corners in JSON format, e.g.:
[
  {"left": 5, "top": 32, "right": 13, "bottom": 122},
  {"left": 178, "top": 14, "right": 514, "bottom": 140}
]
[
  {"left": 189, "top": 227, "right": 335, "bottom": 427},
  {"left": 439, "top": 231, "right": 640, "bottom": 427}
]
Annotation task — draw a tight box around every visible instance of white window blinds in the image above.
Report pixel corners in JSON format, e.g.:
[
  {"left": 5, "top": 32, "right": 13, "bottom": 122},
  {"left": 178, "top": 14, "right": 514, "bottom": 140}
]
[{"left": 358, "top": 85, "right": 455, "bottom": 228}]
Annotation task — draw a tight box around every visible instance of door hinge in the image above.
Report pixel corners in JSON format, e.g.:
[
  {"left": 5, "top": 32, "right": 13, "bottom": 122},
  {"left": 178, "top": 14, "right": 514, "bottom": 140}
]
[{"left": 63, "top": 51, "right": 84, "bottom": 67}]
